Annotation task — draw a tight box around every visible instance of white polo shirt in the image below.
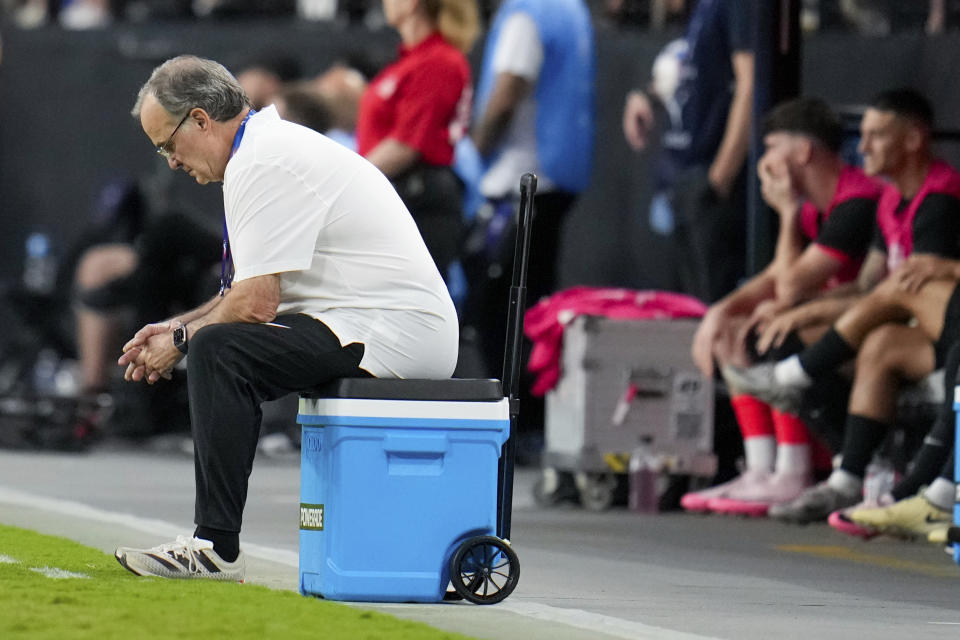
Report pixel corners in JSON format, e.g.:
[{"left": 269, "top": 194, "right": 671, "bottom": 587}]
[{"left": 222, "top": 106, "right": 458, "bottom": 379}]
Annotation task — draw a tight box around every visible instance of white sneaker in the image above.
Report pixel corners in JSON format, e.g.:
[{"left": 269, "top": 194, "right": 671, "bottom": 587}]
[
  {"left": 680, "top": 469, "right": 771, "bottom": 512},
  {"left": 708, "top": 471, "right": 812, "bottom": 517},
  {"left": 115, "top": 536, "right": 245, "bottom": 582},
  {"left": 722, "top": 364, "right": 804, "bottom": 413},
  {"left": 768, "top": 480, "right": 860, "bottom": 524}
]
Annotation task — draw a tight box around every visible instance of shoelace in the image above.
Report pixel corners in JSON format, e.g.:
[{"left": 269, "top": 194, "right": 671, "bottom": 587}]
[{"left": 154, "top": 535, "right": 212, "bottom": 573}]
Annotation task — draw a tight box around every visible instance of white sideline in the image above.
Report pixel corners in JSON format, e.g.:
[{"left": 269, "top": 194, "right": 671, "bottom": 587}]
[
  {"left": 0, "top": 486, "right": 299, "bottom": 567},
  {"left": 497, "top": 602, "right": 720, "bottom": 640},
  {"left": 0, "top": 486, "right": 718, "bottom": 640},
  {"left": 1, "top": 550, "right": 89, "bottom": 580},
  {"left": 30, "top": 567, "right": 89, "bottom": 579}
]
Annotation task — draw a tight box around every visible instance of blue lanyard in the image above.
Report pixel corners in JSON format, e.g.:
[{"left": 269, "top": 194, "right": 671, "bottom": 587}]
[{"left": 220, "top": 108, "right": 256, "bottom": 296}]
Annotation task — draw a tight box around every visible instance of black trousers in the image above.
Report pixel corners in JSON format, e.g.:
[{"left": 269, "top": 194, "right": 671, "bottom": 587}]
[
  {"left": 670, "top": 166, "right": 746, "bottom": 304},
  {"left": 391, "top": 164, "right": 465, "bottom": 276},
  {"left": 187, "top": 313, "right": 367, "bottom": 532}
]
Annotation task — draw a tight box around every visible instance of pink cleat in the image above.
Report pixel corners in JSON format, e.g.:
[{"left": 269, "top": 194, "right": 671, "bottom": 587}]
[
  {"left": 707, "top": 471, "right": 811, "bottom": 517},
  {"left": 827, "top": 509, "right": 877, "bottom": 539},
  {"left": 707, "top": 497, "right": 770, "bottom": 518},
  {"left": 680, "top": 470, "right": 771, "bottom": 512},
  {"left": 828, "top": 493, "right": 894, "bottom": 540}
]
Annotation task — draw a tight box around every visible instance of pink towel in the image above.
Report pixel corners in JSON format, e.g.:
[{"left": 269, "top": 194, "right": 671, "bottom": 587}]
[{"left": 524, "top": 286, "right": 707, "bottom": 396}]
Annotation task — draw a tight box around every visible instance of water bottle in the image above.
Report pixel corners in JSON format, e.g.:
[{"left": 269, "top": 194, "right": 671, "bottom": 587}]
[
  {"left": 23, "top": 232, "right": 56, "bottom": 294},
  {"left": 33, "top": 348, "right": 59, "bottom": 396},
  {"left": 628, "top": 437, "right": 660, "bottom": 513}
]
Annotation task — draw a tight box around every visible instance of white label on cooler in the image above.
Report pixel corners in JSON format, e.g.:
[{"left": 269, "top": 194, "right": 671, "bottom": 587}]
[{"left": 300, "top": 503, "right": 324, "bottom": 531}]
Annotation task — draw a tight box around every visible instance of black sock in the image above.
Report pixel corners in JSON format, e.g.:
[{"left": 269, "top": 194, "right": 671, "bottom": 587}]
[
  {"left": 798, "top": 328, "right": 857, "bottom": 379},
  {"left": 765, "top": 330, "right": 806, "bottom": 362},
  {"left": 892, "top": 435, "right": 951, "bottom": 500},
  {"left": 194, "top": 526, "right": 239, "bottom": 563},
  {"left": 838, "top": 414, "right": 890, "bottom": 478},
  {"left": 895, "top": 341, "right": 960, "bottom": 498},
  {"left": 938, "top": 450, "right": 956, "bottom": 482}
]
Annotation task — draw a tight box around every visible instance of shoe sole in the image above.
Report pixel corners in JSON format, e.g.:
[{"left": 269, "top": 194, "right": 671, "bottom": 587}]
[
  {"left": 114, "top": 551, "right": 146, "bottom": 577},
  {"left": 706, "top": 497, "right": 769, "bottom": 517},
  {"left": 875, "top": 523, "right": 951, "bottom": 542},
  {"left": 681, "top": 491, "right": 734, "bottom": 512},
  {"left": 827, "top": 511, "right": 877, "bottom": 540},
  {"left": 114, "top": 550, "right": 245, "bottom": 582},
  {"left": 680, "top": 496, "right": 712, "bottom": 512}
]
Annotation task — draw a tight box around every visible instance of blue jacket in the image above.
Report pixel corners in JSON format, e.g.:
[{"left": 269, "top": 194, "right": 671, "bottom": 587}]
[{"left": 475, "top": 0, "right": 595, "bottom": 194}]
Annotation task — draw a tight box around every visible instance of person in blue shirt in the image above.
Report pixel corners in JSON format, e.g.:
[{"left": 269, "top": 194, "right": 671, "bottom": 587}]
[
  {"left": 623, "top": 0, "right": 755, "bottom": 303},
  {"left": 464, "top": 0, "right": 595, "bottom": 446},
  {"left": 467, "top": 0, "right": 594, "bottom": 353}
]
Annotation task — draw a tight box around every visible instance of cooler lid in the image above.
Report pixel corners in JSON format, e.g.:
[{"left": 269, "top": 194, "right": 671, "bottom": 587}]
[{"left": 302, "top": 378, "right": 504, "bottom": 402}]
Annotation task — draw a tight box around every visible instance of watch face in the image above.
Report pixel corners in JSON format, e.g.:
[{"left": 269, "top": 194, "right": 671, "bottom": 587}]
[{"left": 173, "top": 326, "right": 186, "bottom": 345}]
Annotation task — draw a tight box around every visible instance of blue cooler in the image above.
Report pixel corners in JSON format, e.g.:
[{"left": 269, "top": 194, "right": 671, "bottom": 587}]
[
  {"left": 954, "top": 386, "right": 960, "bottom": 567},
  {"left": 297, "top": 378, "right": 509, "bottom": 602}
]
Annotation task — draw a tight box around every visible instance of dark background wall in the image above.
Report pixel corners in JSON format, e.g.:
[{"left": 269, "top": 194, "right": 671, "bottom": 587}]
[{"left": 3, "top": 23, "right": 960, "bottom": 294}]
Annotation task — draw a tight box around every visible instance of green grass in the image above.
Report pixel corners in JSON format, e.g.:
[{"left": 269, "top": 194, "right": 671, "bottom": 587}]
[{"left": 0, "top": 524, "right": 476, "bottom": 640}]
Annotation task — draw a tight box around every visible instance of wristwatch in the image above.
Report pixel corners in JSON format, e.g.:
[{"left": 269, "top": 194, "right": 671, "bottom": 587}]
[{"left": 172, "top": 322, "right": 189, "bottom": 355}]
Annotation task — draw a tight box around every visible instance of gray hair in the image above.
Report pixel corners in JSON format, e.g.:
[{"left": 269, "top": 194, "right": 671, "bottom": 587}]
[{"left": 131, "top": 55, "right": 250, "bottom": 121}]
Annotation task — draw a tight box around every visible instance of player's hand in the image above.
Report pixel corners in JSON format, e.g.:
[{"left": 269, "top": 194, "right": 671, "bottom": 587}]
[
  {"left": 892, "top": 255, "right": 958, "bottom": 293},
  {"left": 745, "top": 299, "right": 780, "bottom": 337},
  {"left": 713, "top": 314, "right": 751, "bottom": 369},
  {"left": 726, "top": 300, "right": 778, "bottom": 363},
  {"left": 692, "top": 307, "right": 726, "bottom": 377},
  {"left": 756, "top": 307, "right": 805, "bottom": 354},
  {"left": 757, "top": 153, "right": 800, "bottom": 217},
  {"left": 623, "top": 90, "right": 654, "bottom": 151}
]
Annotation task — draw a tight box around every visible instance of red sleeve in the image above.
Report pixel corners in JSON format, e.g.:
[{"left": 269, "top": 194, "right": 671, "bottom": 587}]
[{"left": 390, "top": 57, "right": 468, "bottom": 165}]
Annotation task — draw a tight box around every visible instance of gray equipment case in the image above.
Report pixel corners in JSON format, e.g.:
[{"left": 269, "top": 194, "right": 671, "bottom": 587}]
[{"left": 541, "top": 316, "right": 716, "bottom": 508}]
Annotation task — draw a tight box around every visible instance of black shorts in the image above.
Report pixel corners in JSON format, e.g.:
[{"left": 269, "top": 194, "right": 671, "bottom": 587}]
[{"left": 76, "top": 213, "right": 220, "bottom": 326}]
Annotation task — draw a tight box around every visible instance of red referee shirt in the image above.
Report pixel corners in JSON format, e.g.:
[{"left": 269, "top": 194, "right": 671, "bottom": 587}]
[{"left": 357, "top": 32, "right": 471, "bottom": 167}]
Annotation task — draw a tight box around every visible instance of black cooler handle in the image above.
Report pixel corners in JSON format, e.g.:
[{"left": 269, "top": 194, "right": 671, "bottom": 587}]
[{"left": 497, "top": 172, "right": 537, "bottom": 541}]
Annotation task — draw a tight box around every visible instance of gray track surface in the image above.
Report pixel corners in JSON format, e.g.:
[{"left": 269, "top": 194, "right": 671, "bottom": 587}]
[{"left": 1, "top": 447, "right": 958, "bottom": 640}]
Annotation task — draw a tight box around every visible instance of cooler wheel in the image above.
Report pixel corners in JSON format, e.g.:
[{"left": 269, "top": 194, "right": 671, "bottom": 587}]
[{"left": 449, "top": 535, "right": 520, "bottom": 605}]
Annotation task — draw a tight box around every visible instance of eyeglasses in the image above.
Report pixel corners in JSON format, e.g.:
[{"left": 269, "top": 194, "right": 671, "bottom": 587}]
[{"left": 156, "top": 110, "right": 191, "bottom": 159}]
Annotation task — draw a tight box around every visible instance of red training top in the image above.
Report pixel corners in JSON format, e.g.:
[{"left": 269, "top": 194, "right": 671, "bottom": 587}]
[
  {"left": 876, "top": 159, "right": 960, "bottom": 271},
  {"left": 797, "top": 165, "right": 883, "bottom": 288},
  {"left": 356, "top": 32, "right": 471, "bottom": 167}
]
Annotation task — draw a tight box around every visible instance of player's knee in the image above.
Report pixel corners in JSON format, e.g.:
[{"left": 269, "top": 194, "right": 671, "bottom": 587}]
[
  {"left": 856, "top": 324, "right": 905, "bottom": 371},
  {"left": 75, "top": 244, "right": 137, "bottom": 289}
]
